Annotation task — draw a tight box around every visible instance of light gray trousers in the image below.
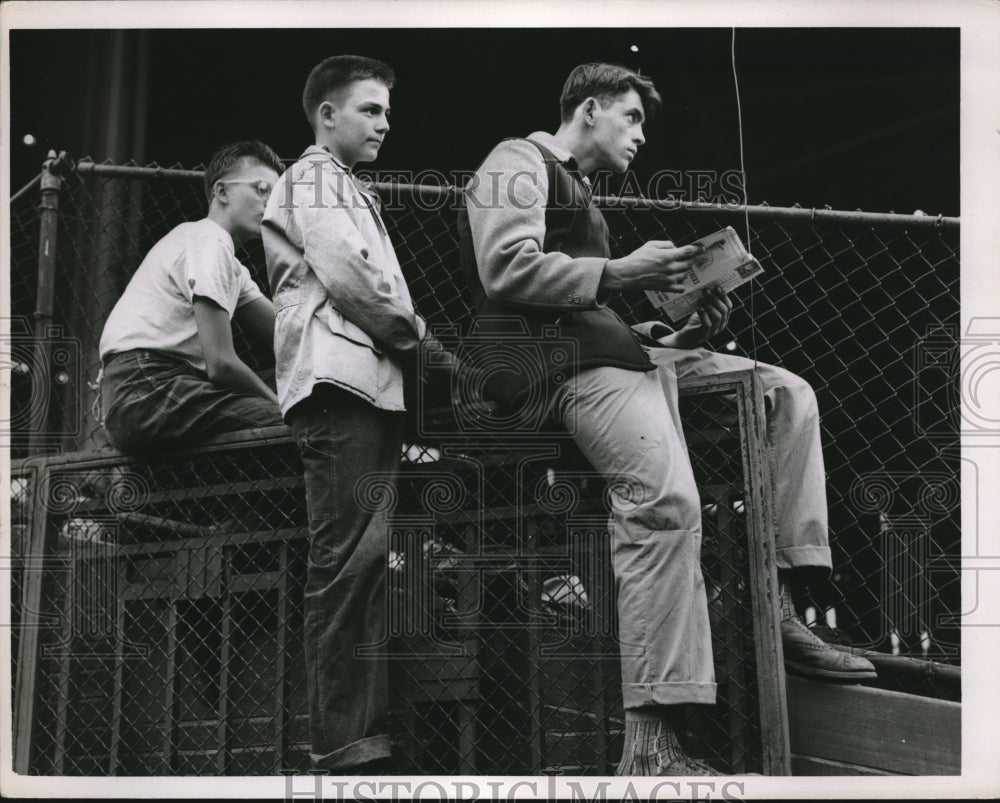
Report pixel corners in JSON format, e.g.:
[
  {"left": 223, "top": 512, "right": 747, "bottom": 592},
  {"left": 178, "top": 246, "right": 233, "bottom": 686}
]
[{"left": 551, "top": 346, "right": 831, "bottom": 708}]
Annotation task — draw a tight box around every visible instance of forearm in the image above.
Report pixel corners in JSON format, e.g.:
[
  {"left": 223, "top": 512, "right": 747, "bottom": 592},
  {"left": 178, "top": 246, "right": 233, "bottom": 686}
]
[
  {"left": 318, "top": 258, "right": 426, "bottom": 353},
  {"left": 208, "top": 358, "right": 279, "bottom": 405},
  {"left": 295, "top": 184, "right": 425, "bottom": 351},
  {"left": 234, "top": 297, "right": 276, "bottom": 343},
  {"left": 654, "top": 332, "right": 687, "bottom": 349}
]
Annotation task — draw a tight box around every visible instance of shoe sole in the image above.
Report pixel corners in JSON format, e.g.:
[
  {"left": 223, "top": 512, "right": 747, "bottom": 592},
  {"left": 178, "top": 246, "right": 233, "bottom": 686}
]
[{"left": 784, "top": 660, "right": 877, "bottom": 681}]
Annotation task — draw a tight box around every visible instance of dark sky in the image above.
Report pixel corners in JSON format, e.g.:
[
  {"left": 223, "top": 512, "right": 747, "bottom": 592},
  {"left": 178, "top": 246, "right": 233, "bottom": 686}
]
[{"left": 11, "top": 27, "right": 959, "bottom": 214}]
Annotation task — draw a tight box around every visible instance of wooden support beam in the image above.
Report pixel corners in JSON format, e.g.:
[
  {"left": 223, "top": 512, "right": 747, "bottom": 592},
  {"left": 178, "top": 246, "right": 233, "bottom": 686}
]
[
  {"left": 117, "top": 511, "right": 218, "bottom": 540},
  {"left": 786, "top": 675, "right": 961, "bottom": 775},
  {"left": 273, "top": 545, "right": 289, "bottom": 773},
  {"left": 13, "top": 466, "right": 54, "bottom": 774}
]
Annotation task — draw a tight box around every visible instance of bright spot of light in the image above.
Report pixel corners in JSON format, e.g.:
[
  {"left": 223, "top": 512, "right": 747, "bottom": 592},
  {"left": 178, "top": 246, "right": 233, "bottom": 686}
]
[
  {"left": 630, "top": 45, "right": 639, "bottom": 53},
  {"left": 23, "top": 133, "right": 37, "bottom": 146},
  {"left": 725, "top": 340, "right": 737, "bottom": 352}
]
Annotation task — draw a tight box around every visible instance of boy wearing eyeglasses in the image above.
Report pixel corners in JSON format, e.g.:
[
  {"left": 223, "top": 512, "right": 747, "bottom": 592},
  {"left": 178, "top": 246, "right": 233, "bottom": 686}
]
[
  {"left": 262, "top": 55, "right": 426, "bottom": 773},
  {"left": 98, "top": 140, "right": 285, "bottom": 452}
]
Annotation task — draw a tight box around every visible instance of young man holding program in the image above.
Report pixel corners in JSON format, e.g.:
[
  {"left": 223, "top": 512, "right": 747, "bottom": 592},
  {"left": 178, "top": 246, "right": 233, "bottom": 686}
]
[{"left": 458, "top": 62, "right": 876, "bottom": 776}]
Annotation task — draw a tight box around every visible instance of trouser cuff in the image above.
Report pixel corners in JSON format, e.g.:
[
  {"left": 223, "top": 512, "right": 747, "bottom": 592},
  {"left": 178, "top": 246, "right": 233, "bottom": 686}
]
[
  {"left": 622, "top": 681, "right": 717, "bottom": 708},
  {"left": 311, "top": 734, "right": 391, "bottom": 772},
  {"left": 775, "top": 545, "right": 831, "bottom": 571}
]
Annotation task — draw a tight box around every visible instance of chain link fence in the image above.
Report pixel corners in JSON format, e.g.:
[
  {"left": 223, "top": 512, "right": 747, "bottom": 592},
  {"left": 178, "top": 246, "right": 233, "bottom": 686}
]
[
  {"left": 599, "top": 202, "right": 961, "bottom": 672},
  {"left": 8, "top": 157, "right": 960, "bottom": 775}
]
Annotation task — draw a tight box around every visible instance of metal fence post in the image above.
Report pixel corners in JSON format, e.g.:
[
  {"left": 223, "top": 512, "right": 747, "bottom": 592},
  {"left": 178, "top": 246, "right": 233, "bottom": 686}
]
[{"left": 28, "top": 150, "right": 67, "bottom": 456}]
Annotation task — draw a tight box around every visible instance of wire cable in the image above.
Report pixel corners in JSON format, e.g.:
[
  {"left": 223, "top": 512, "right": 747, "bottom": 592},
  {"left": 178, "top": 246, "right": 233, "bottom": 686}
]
[{"left": 731, "top": 28, "right": 758, "bottom": 367}]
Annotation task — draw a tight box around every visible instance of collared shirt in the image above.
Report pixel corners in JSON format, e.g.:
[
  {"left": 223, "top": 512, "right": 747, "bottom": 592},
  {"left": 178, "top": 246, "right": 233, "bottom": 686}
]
[
  {"left": 524, "top": 131, "right": 592, "bottom": 189},
  {"left": 262, "top": 145, "right": 425, "bottom": 415}
]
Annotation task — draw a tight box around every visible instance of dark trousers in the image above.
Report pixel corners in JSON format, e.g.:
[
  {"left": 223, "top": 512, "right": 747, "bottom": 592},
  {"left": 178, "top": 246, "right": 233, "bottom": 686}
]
[
  {"left": 286, "top": 385, "right": 405, "bottom": 771},
  {"left": 101, "top": 349, "right": 282, "bottom": 453}
]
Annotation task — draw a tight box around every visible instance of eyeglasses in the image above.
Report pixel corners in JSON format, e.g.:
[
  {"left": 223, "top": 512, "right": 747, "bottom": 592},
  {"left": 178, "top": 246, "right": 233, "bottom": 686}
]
[{"left": 220, "top": 179, "right": 273, "bottom": 198}]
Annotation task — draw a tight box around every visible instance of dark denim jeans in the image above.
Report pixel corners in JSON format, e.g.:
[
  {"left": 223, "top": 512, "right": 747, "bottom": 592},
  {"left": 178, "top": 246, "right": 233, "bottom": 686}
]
[
  {"left": 101, "top": 349, "right": 282, "bottom": 453},
  {"left": 286, "top": 385, "right": 405, "bottom": 771}
]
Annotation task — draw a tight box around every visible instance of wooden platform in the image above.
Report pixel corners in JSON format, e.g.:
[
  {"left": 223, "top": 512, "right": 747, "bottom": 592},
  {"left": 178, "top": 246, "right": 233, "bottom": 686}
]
[{"left": 787, "top": 675, "right": 961, "bottom": 775}]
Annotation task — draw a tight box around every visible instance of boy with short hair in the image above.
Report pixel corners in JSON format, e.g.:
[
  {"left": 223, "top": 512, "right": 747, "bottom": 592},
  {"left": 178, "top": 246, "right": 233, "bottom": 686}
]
[
  {"left": 262, "top": 55, "right": 426, "bottom": 773},
  {"left": 99, "top": 140, "right": 284, "bottom": 453}
]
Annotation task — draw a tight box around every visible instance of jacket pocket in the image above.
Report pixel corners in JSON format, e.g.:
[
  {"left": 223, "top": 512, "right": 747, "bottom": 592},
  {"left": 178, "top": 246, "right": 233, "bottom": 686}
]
[
  {"left": 318, "top": 302, "right": 384, "bottom": 356},
  {"left": 273, "top": 288, "right": 302, "bottom": 314}
]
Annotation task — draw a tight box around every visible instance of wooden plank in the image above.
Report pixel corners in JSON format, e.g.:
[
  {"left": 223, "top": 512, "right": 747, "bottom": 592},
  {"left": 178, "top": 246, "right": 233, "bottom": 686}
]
[
  {"left": 13, "top": 465, "right": 51, "bottom": 774},
  {"left": 273, "top": 545, "right": 288, "bottom": 774},
  {"left": 118, "top": 512, "right": 218, "bottom": 540},
  {"left": 137, "top": 475, "right": 302, "bottom": 506},
  {"left": 791, "top": 754, "right": 892, "bottom": 776},
  {"left": 51, "top": 564, "right": 75, "bottom": 774},
  {"left": 786, "top": 675, "right": 961, "bottom": 775},
  {"left": 581, "top": 528, "right": 609, "bottom": 774},
  {"left": 524, "top": 560, "right": 544, "bottom": 775},
  {"left": 181, "top": 545, "right": 223, "bottom": 599},
  {"left": 733, "top": 372, "right": 790, "bottom": 776},
  {"left": 217, "top": 591, "right": 231, "bottom": 774},
  {"left": 114, "top": 526, "right": 306, "bottom": 558},
  {"left": 163, "top": 602, "right": 177, "bottom": 772},
  {"left": 715, "top": 495, "right": 748, "bottom": 773},
  {"left": 433, "top": 500, "right": 607, "bottom": 527},
  {"left": 13, "top": 425, "right": 295, "bottom": 470},
  {"left": 108, "top": 566, "right": 126, "bottom": 774},
  {"left": 228, "top": 572, "right": 284, "bottom": 594},
  {"left": 686, "top": 371, "right": 790, "bottom": 775},
  {"left": 454, "top": 565, "right": 480, "bottom": 774}
]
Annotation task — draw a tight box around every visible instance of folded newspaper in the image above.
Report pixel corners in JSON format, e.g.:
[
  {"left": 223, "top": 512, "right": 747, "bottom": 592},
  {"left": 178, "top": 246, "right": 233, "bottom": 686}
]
[{"left": 645, "top": 226, "right": 763, "bottom": 323}]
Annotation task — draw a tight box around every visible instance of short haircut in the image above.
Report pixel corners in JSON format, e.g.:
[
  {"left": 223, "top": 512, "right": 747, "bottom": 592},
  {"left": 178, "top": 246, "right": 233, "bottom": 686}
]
[
  {"left": 302, "top": 55, "right": 396, "bottom": 127},
  {"left": 559, "top": 63, "right": 662, "bottom": 123},
  {"left": 204, "top": 140, "right": 284, "bottom": 203}
]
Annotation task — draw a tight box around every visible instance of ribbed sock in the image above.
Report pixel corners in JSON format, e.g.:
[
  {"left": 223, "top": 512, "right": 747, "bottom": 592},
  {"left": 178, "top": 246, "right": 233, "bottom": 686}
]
[
  {"left": 616, "top": 706, "right": 687, "bottom": 776},
  {"left": 778, "top": 570, "right": 798, "bottom": 621}
]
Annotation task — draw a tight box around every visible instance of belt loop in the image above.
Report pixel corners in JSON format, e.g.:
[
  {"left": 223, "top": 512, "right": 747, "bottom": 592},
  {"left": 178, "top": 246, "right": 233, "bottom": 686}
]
[{"left": 88, "top": 367, "right": 105, "bottom": 426}]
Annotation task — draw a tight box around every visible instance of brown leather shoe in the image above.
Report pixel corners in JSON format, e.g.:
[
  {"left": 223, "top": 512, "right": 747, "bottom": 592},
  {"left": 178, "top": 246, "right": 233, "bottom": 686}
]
[{"left": 781, "top": 616, "right": 877, "bottom": 681}]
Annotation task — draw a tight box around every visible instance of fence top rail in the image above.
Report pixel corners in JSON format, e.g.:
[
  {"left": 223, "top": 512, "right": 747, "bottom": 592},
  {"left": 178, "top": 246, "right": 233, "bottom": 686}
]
[
  {"left": 75, "top": 160, "right": 203, "bottom": 182},
  {"left": 71, "top": 158, "right": 959, "bottom": 230}
]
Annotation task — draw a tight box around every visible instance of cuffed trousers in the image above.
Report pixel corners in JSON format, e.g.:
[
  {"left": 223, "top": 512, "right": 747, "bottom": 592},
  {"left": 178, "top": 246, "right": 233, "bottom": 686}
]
[
  {"left": 287, "top": 385, "right": 405, "bottom": 771},
  {"left": 550, "top": 346, "right": 831, "bottom": 708}
]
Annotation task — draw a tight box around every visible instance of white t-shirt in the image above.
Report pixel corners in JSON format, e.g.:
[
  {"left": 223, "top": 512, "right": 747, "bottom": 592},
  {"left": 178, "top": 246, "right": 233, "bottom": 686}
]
[{"left": 99, "top": 218, "right": 263, "bottom": 372}]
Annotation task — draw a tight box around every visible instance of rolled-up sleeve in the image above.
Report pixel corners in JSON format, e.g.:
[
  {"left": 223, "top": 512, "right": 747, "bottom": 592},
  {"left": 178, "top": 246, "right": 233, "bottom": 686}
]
[
  {"left": 465, "top": 138, "right": 607, "bottom": 311},
  {"left": 288, "top": 163, "right": 425, "bottom": 353}
]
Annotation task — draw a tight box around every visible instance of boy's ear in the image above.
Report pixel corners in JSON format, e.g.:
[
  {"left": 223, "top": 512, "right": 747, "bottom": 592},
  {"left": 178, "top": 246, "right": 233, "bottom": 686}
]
[
  {"left": 318, "top": 99, "right": 337, "bottom": 128},
  {"left": 211, "top": 181, "right": 228, "bottom": 205}
]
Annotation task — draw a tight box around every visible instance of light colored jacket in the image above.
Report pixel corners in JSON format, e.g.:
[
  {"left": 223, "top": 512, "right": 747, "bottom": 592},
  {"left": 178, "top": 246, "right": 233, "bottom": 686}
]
[{"left": 262, "top": 146, "right": 426, "bottom": 416}]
